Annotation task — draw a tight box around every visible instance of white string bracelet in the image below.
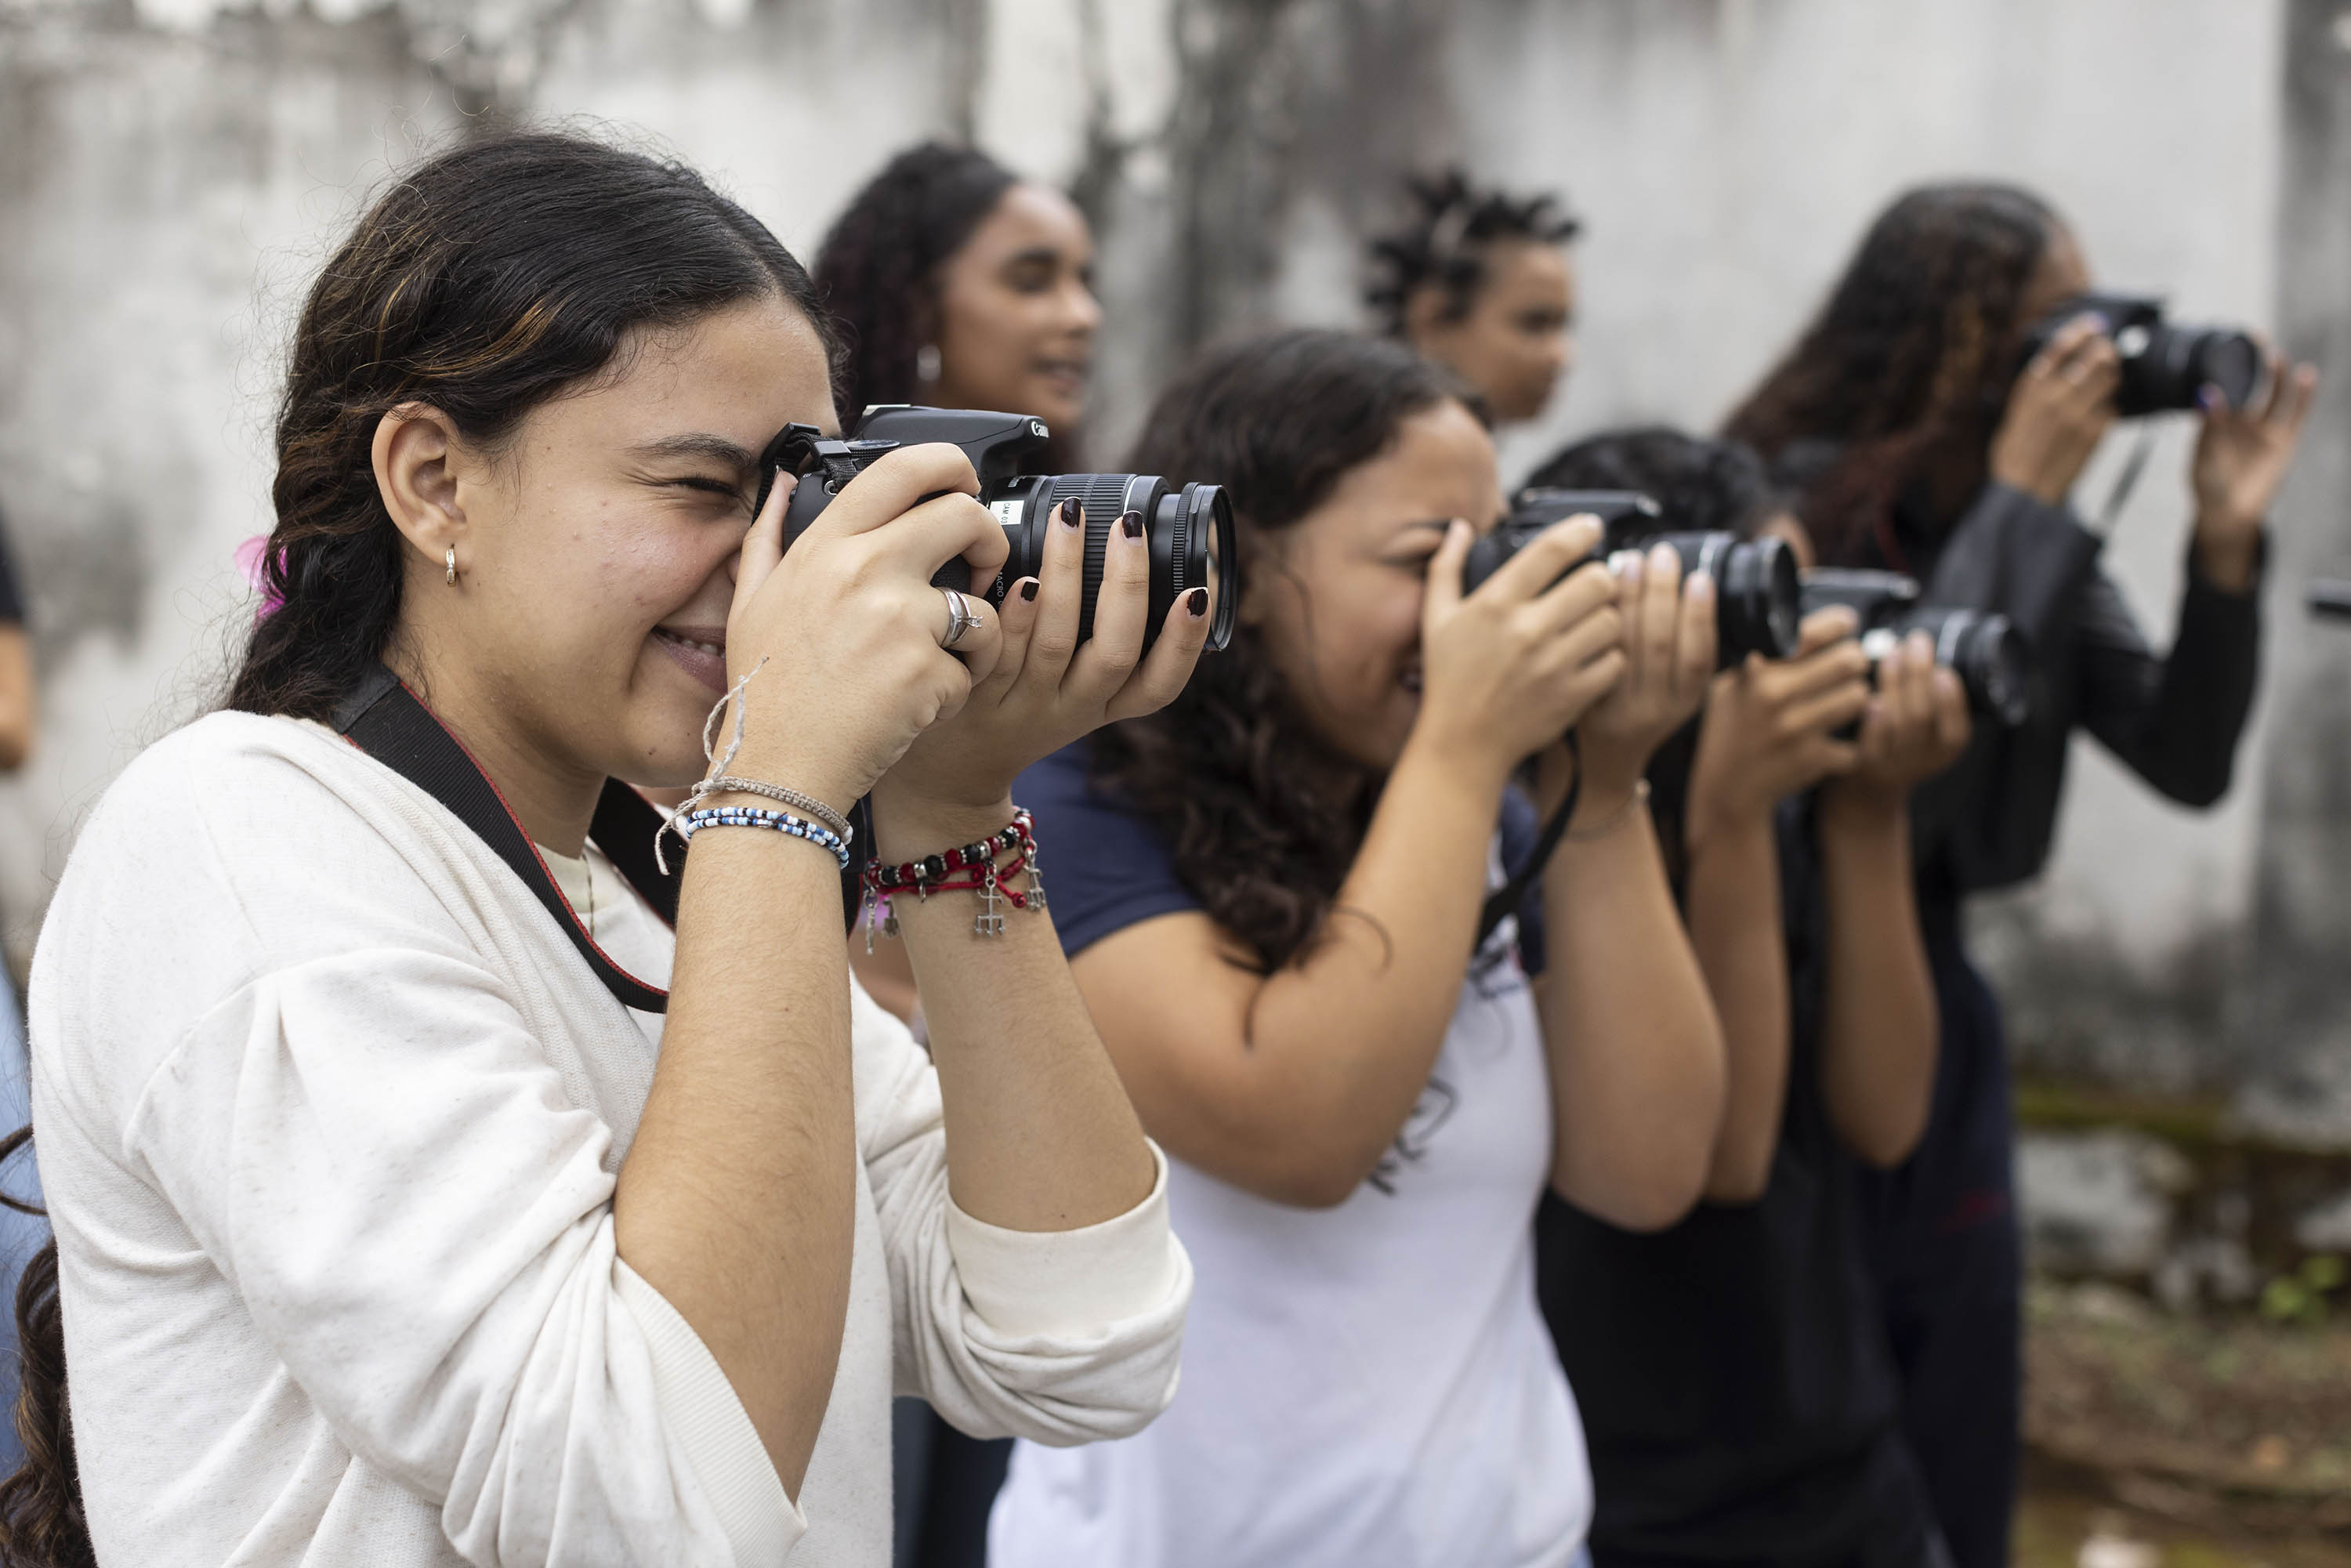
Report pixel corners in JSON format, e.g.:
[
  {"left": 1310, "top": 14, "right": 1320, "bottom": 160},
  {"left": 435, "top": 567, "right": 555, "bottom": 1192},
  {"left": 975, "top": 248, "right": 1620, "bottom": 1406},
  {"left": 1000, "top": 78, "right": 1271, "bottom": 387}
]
[{"left": 1564, "top": 777, "right": 1651, "bottom": 842}]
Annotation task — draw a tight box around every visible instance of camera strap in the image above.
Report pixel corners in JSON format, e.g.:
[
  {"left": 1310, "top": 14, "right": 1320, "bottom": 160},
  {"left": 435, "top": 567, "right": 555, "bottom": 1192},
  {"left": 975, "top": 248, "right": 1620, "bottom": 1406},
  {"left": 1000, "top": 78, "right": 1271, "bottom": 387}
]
[
  {"left": 331, "top": 664, "right": 871, "bottom": 1014},
  {"left": 1476, "top": 732, "right": 1582, "bottom": 949}
]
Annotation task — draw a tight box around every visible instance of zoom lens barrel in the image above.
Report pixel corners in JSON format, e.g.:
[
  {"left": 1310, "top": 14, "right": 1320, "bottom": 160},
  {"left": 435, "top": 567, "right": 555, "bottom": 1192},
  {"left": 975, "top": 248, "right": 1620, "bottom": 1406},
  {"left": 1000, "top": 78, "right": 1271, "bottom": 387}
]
[
  {"left": 1463, "top": 489, "right": 1802, "bottom": 668},
  {"left": 764, "top": 407, "right": 1237, "bottom": 655}
]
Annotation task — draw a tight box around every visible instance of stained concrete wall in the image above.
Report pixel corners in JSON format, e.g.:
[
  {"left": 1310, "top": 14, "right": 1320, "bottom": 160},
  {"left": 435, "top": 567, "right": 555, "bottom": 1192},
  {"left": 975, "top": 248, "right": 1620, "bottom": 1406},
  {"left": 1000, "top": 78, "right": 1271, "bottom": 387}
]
[{"left": 0, "top": 0, "right": 2335, "bottom": 1125}]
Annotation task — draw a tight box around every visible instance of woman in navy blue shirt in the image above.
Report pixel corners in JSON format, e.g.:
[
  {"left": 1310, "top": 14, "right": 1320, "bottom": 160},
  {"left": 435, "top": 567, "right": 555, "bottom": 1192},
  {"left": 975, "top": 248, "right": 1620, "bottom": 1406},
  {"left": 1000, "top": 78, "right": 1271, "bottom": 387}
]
[{"left": 985, "top": 329, "right": 1728, "bottom": 1568}]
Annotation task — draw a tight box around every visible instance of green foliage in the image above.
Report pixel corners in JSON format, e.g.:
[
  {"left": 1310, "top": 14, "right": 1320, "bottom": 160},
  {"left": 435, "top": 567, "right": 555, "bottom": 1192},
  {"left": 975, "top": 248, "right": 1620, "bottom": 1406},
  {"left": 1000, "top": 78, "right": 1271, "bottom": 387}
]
[{"left": 2257, "top": 1254, "right": 2346, "bottom": 1326}]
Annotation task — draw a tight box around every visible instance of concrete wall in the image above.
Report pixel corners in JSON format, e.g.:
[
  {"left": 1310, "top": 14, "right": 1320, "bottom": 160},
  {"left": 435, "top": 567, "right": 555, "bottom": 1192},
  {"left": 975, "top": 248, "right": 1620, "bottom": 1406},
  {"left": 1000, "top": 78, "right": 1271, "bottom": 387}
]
[{"left": 0, "top": 0, "right": 2335, "bottom": 1121}]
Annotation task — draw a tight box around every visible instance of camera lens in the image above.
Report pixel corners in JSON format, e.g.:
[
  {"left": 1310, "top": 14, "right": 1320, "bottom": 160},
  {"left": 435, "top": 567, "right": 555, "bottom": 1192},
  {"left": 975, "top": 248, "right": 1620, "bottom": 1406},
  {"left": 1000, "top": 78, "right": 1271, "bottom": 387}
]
[
  {"left": 1656, "top": 532, "right": 1802, "bottom": 667},
  {"left": 957, "top": 473, "right": 1237, "bottom": 654},
  {"left": 2119, "top": 321, "right": 2261, "bottom": 415},
  {"left": 1898, "top": 607, "right": 2030, "bottom": 726}
]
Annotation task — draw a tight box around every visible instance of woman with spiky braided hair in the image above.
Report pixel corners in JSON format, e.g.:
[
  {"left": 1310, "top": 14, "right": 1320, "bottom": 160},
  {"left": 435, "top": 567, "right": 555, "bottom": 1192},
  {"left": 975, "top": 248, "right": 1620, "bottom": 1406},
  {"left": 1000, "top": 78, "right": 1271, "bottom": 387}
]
[
  {"left": 1728, "top": 183, "right": 2315, "bottom": 1568},
  {"left": 1364, "top": 168, "right": 1581, "bottom": 425}
]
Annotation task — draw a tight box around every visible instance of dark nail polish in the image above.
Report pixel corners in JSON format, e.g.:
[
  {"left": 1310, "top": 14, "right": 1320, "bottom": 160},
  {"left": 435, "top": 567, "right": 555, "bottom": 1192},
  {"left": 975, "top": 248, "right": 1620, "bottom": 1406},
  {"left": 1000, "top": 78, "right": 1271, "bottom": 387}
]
[
  {"left": 1121, "top": 509, "right": 1143, "bottom": 541},
  {"left": 1059, "top": 498, "right": 1083, "bottom": 528},
  {"left": 1186, "top": 586, "right": 1209, "bottom": 617},
  {"left": 1020, "top": 578, "right": 1039, "bottom": 603}
]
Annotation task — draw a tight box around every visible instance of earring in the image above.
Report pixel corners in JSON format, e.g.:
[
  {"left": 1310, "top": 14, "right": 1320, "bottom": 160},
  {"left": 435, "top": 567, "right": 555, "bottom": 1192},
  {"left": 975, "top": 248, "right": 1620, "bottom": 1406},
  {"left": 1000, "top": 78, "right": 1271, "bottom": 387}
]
[
  {"left": 915, "top": 343, "right": 942, "bottom": 384},
  {"left": 444, "top": 546, "right": 458, "bottom": 586}
]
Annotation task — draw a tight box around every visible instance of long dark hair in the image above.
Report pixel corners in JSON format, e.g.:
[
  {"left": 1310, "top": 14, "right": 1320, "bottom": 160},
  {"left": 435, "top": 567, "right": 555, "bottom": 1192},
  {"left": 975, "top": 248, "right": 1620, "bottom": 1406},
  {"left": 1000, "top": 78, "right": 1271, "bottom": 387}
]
[
  {"left": 1363, "top": 168, "right": 1580, "bottom": 337},
  {"left": 1090, "top": 328, "right": 1470, "bottom": 972},
  {"left": 813, "top": 142, "right": 1020, "bottom": 426},
  {"left": 1723, "top": 182, "right": 2056, "bottom": 567},
  {"left": 3, "top": 129, "right": 830, "bottom": 1566}
]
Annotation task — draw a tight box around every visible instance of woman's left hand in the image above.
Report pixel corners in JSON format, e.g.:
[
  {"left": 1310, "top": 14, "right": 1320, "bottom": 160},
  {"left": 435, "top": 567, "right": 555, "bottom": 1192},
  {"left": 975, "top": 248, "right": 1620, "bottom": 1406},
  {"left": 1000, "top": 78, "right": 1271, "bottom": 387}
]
[
  {"left": 2191, "top": 348, "right": 2319, "bottom": 592},
  {"left": 873, "top": 498, "right": 1214, "bottom": 854},
  {"left": 1570, "top": 542, "right": 1719, "bottom": 797}
]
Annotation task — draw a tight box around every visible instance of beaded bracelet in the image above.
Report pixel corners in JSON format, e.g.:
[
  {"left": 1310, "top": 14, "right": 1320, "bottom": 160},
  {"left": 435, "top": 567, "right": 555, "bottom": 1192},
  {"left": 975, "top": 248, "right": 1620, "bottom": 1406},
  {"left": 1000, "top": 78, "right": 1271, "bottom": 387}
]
[
  {"left": 860, "top": 809, "right": 1048, "bottom": 943},
  {"left": 675, "top": 805, "right": 851, "bottom": 870},
  {"left": 686, "top": 775, "right": 853, "bottom": 846}
]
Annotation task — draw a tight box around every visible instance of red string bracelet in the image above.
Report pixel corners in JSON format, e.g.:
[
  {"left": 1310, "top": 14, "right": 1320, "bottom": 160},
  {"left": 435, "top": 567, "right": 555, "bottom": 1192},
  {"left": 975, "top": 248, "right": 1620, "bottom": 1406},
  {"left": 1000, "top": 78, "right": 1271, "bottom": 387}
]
[{"left": 860, "top": 808, "right": 1047, "bottom": 943}]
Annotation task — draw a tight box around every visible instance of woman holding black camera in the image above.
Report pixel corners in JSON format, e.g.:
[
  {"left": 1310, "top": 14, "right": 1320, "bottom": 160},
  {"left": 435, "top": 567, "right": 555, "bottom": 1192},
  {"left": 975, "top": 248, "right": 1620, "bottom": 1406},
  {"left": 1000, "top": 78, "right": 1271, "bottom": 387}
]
[
  {"left": 987, "top": 329, "right": 1727, "bottom": 1568},
  {"left": 8, "top": 132, "right": 1203, "bottom": 1568},
  {"left": 1529, "top": 428, "right": 1967, "bottom": 1568},
  {"left": 1726, "top": 182, "right": 2316, "bottom": 1568}
]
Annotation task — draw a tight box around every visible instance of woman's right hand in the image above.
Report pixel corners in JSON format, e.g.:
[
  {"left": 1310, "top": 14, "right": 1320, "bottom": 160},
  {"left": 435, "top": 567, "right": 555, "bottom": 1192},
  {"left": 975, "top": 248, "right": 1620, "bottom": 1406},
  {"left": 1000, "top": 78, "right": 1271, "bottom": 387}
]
[
  {"left": 723, "top": 443, "right": 1010, "bottom": 811},
  {"left": 1989, "top": 313, "right": 2121, "bottom": 505},
  {"left": 1414, "top": 514, "right": 1625, "bottom": 785}
]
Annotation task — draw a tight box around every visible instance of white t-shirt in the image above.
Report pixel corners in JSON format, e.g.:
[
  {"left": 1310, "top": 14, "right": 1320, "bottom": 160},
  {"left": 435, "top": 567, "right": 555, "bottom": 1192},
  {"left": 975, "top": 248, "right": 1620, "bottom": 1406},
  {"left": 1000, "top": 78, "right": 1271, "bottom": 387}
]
[
  {"left": 30, "top": 712, "right": 1190, "bottom": 1568},
  {"left": 988, "top": 919, "right": 1591, "bottom": 1567}
]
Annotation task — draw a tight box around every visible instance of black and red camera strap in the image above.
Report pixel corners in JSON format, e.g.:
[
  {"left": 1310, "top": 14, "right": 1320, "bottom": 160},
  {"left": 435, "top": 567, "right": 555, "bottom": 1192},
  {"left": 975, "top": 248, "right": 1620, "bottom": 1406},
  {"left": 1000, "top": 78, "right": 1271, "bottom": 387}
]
[{"left": 331, "top": 663, "right": 868, "bottom": 1014}]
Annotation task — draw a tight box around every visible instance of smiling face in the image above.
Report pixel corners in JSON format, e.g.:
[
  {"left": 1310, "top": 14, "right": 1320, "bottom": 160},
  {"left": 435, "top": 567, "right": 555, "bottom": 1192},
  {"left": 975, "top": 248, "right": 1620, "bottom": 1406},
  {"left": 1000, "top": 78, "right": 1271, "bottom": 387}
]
[
  {"left": 1244, "top": 398, "right": 1505, "bottom": 772},
  {"left": 387, "top": 294, "right": 835, "bottom": 795},
  {"left": 1409, "top": 240, "right": 1576, "bottom": 425},
  {"left": 929, "top": 182, "right": 1101, "bottom": 432}
]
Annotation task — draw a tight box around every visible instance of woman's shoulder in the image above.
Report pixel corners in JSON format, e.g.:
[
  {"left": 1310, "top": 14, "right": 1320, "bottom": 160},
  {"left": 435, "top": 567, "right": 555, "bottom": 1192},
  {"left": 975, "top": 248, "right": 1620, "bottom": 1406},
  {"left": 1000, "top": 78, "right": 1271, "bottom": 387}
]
[
  {"left": 74, "top": 711, "right": 369, "bottom": 864},
  {"left": 46, "top": 709, "right": 448, "bottom": 972},
  {"left": 1012, "top": 741, "right": 1197, "bottom": 958}
]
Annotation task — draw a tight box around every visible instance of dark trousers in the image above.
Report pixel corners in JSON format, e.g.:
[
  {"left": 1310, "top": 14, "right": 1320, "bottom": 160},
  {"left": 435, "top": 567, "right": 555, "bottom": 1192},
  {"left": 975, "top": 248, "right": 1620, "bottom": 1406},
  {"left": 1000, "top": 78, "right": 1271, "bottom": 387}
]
[
  {"left": 1855, "top": 896, "right": 2021, "bottom": 1568},
  {"left": 891, "top": 1399, "right": 1009, "bottom": 1568}
]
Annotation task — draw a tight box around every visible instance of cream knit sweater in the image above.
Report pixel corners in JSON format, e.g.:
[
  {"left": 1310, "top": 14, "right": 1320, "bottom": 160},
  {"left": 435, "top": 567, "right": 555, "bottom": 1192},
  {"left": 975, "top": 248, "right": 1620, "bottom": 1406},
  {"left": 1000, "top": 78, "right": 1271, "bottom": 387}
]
[{"left": 27, "top": 711, "right": 1189, "bottom": 1567}]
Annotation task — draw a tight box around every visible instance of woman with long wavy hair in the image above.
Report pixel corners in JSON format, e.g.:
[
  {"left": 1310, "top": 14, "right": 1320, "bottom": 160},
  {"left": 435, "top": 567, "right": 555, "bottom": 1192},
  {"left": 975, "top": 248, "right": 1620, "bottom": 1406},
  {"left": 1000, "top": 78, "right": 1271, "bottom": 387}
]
[
  {"left": 1726, "top": 183, "right": 2314, "bottom": 1568},
  {"left": 0, "top": 130, "right": 1207, "bottom": 1568},
  {"left": 986, "top": 328, "right": 1729, "bottom": 1568}
]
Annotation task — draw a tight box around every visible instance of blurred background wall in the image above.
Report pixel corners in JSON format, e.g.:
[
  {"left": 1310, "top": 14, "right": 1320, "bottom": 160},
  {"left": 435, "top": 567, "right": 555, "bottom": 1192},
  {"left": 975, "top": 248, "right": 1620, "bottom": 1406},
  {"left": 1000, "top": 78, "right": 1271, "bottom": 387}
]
[{"left": 0, "top": 0, "right": 2345, "bottom": 1139}]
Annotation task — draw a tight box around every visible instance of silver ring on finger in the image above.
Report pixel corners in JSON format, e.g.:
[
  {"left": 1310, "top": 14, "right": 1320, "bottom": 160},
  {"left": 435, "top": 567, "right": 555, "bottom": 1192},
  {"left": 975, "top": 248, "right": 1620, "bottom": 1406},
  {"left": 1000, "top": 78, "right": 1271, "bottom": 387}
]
[{"left": 939, "top": 586, "right": 984, "bottom": 650}]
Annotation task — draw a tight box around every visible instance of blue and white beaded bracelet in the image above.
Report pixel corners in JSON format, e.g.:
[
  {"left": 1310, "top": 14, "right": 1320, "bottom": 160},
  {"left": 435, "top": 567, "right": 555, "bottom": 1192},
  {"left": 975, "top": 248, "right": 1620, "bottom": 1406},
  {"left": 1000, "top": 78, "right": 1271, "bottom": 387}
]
[{"left": 674, "top": 805, "right": 851, "bottom": 870}]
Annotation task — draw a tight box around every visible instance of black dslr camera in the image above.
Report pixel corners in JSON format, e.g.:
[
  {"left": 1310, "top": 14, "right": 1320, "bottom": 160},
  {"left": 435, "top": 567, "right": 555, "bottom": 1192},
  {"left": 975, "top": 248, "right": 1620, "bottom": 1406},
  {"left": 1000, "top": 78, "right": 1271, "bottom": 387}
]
[
  {"left": 1799, "top": 569, "right": 2030, "bottom": 726},
  {"left": 1462, "top": 489, "right": 1802, "bottom": 668},
  {"left": 753, "top": 406, "right": 1238, "bottom": 653},
  {"left": 2017, "top": 292, "right": 2259, "bottom": 417}
]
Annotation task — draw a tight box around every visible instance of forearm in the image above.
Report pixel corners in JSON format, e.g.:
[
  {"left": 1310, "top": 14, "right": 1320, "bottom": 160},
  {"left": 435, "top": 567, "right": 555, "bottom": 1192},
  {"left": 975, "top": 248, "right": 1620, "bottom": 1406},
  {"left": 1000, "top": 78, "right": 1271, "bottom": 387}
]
[
  {"left": 888, "top": 797, "right": 1155, "bottom": 1233},
  {"left": 616, "top": 829, "right": 858, "bottom": 1496},
  {"left": 1237, "top": 734, "right": 1512, "bottom": 1187},
  {"left": 1537, "top": 787, "right": 1727, "bottom": 1230},
  {"left": 1815, "top": 795, "right": 1936, "bottom": 1164},
  {"left": 0, "top": 629, "right": 36, "bottom": 771},
  {"left": 1682, "top": 813, "right": 1790, "bottom": 1204}
]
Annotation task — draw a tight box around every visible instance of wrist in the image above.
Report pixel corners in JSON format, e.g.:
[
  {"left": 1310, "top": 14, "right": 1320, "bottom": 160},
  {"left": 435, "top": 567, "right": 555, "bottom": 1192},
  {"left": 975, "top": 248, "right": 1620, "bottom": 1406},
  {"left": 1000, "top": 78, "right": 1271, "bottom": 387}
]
[
  {"left": 870, "top": 791, "right": 1020, "bottom": 863},
  {"left": 1396, "top": 723, "right": 1515, "bottom": 806},
  {"left": 1819, "top": 780, "right": 1909, "bottom": 835},
  {"left": 2191, "top": 515, "right": 2262, "bottom": 594},
  {"left": 1683, "top": 792, "right": 1772, "bottom": 860}
]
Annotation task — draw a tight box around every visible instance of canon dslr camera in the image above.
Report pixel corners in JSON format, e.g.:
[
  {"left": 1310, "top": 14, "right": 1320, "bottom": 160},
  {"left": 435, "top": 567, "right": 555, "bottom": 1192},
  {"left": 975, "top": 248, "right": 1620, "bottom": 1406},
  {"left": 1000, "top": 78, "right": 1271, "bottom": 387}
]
[
  {"left": 1799, "top": 570, "right": 2030, "bottom": 726},
  {"left": 1462, "top": 489, "right": 1802, "bottom": 668},
  {"left": 754, "top": 405, "right": 1238, "bottom": 653},
  {"left": 2017, "top": 292, "right": 2259, "bottom": 417}
]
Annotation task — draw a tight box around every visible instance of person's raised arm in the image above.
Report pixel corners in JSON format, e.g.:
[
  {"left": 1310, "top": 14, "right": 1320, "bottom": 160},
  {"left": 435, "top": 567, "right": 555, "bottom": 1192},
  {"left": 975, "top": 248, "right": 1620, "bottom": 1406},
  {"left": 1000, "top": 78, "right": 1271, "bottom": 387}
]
[
  {"left": 618, "top": 446, "right": 1002, "bottom": 1494},
  {"left": 1534, "top": 545, "right": 1727, "bottom": 1231},
  {"left": 874, "top": 494, "right": 1214, "bottom": 1235},
  {"left": 0, "top": 623, "right": 34, "bottom": 772},
  {"left": 1070, "top": 517, "right": 1625, "bottom": 1208},
  {"left": 1816, "top": 636, "right": 1969, "bottom": 1165},
  {"left": 1676, "top": 610, "right": 1868, "bottom": 1202}
]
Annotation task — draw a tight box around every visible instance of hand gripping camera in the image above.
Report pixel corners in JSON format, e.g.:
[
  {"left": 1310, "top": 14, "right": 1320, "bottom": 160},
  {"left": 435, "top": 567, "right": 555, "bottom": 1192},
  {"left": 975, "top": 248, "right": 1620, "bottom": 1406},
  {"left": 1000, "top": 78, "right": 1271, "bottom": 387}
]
[
  {"left": 2017, "top": 292, "right": 2259, "bottom": 416},
  {"left": 752, "top": 406, "right": 1238, "bottom": 653},
  {"left": 1462, "top": 489, "right": 1803, "bottom": 668},
  {"left": 1799, "top": 569, "right": 2030, "bottom": 726}
]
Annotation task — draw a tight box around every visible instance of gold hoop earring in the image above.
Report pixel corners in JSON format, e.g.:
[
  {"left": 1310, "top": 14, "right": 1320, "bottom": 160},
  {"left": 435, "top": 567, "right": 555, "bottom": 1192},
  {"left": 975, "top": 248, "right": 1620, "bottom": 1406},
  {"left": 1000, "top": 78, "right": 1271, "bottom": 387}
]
[{"left": 444, "top": 547, "right": 458, "bottom": 587}]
